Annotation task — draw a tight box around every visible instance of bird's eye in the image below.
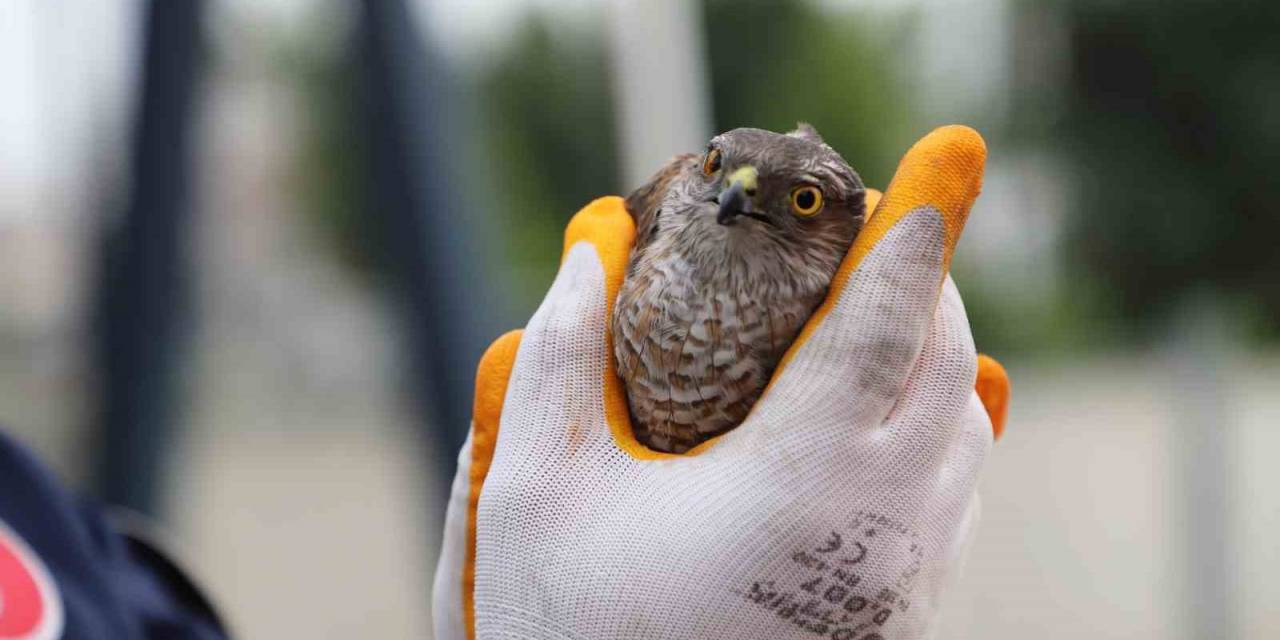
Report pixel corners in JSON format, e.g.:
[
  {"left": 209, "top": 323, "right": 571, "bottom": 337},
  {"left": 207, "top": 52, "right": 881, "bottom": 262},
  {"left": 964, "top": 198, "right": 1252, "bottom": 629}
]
[
  {"left": 702, "top": 148, "right": 722, "bottom": 176},
  {"left": 790, "top": 185, "right": 824, "bottom": 217}
]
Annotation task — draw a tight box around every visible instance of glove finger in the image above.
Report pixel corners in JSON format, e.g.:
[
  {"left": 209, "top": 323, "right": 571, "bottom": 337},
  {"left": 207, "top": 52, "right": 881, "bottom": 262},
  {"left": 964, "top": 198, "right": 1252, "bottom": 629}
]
[
  {"left": 883, "top": 277, "right": 979, "bottom": 471},
  {"left": 446, "top": 330, "right": 524, "bottom": 638},
  {"left": 915, "top": 393, "right": 993, "bottom": 559},
  {"left": 908, "top": 396, "right": 990, "bottom": 617},
  {"left": 940, "top": 393, "right": 994, "bottom": 491},
  {"left": 500, "top": 197, "right": 660, "bottom": 458},
  {"left": 432, "top": 433, "right": 474, "bottom": 640},
  {"left": 754, "top": 126, "right": 986, "bottom": 444}
]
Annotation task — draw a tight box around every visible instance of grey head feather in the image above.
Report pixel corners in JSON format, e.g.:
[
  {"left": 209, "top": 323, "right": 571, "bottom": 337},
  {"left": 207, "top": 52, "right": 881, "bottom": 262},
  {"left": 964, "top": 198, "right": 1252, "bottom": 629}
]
[{"left": 788, "top": 122, "right": 825, "bottom": 146}]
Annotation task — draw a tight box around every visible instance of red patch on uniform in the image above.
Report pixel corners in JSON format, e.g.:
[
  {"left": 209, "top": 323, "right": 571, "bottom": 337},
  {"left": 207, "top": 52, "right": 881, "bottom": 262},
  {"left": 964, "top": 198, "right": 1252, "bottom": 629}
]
[{"left": 0, "top": 521, "right": 61, "bottom": 640}]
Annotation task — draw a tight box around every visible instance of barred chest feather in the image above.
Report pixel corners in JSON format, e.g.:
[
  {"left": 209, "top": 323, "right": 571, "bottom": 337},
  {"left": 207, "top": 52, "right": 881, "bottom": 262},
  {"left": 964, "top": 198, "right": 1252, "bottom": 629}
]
[{"left": 612, "top": 234, "right": 832, "bottom": 453}]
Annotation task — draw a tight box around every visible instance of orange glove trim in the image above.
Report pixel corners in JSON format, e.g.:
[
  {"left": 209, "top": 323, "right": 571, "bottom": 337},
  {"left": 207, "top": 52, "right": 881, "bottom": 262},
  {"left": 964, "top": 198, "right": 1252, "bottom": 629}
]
[
  {"left": 975, "top": 354, "right": 1010, "bottom": 440},
  {"left": 862, "top": 187, "right": 886, "bottom": 222},
  {"left": 463, "top": 329, "right": 524, "bottom": 640}
]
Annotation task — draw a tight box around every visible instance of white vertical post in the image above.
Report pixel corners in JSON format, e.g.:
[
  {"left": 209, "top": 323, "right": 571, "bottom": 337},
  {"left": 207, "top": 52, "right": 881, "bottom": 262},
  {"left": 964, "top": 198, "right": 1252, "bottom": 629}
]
[
  {"left": 606, "top": 0, "right": 713, "bottom": 190},
  {"left": 1167, "top": 296, "right": 1236, "bottom": 640}
]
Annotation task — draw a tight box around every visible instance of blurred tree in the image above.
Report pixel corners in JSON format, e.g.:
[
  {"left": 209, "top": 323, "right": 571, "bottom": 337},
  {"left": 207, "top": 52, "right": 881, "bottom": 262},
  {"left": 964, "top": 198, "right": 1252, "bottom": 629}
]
[
  {"left": 478, "top": 16, "right": 620, "bottom": 309},
  {"left": 285, "top": 14, "right": 381, "bottom": 282},
  {"left": 280, "top": 3, "right": 507, "bottom": 493},
  {"left": 468, "top": 2, "right": 914, "bottom": 315},
  {"left": 1052, "top": 0, "right": 1280, "bottom": 339},
  {"left": 701, "top": 0, "right": 914, "bottom": 190}
]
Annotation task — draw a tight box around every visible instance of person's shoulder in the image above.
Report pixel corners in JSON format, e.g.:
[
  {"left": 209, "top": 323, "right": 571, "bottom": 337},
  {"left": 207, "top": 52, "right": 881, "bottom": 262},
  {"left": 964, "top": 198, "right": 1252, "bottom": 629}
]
[{"left": 0, "top": 427, "right": 231, "bottom": 639}]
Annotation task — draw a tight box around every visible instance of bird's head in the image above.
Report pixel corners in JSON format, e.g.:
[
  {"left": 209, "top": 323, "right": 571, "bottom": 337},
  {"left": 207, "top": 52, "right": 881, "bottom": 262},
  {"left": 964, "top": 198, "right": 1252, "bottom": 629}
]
[{"left": 660, "top": 124, "right": 865, "bottom": 277}]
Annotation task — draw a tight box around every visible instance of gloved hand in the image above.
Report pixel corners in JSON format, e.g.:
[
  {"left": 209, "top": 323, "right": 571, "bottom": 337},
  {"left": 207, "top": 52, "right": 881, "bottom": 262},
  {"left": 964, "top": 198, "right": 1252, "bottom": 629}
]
[{"left": 433, "top": 126, "right": 1010, "bottom": 640}]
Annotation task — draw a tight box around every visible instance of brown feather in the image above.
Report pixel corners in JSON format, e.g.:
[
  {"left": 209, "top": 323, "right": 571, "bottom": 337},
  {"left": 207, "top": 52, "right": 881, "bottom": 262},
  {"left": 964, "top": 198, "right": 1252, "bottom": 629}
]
[{"left": 624, "top": 154, "right": 699, "bottom": 255}]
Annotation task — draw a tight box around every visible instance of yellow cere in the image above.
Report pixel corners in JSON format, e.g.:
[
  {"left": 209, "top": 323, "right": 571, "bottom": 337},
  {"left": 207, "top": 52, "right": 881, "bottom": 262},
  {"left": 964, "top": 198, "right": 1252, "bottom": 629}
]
[{"left": 727, "top": 165, "right": 759, "bottom": 195}]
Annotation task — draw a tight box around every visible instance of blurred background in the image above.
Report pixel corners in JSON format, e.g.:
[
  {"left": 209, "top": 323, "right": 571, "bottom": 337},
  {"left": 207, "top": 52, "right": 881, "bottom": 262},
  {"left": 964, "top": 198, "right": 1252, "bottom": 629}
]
[{"left": 0, "top": 0, "right": 1276, "bottom": 637}]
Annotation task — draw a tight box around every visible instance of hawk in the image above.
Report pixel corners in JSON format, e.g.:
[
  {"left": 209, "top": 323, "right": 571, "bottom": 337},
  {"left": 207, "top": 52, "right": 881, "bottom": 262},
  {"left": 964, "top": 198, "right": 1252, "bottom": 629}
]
[{"left": 614, "top": 124, "right": 866, "bottom": 453}]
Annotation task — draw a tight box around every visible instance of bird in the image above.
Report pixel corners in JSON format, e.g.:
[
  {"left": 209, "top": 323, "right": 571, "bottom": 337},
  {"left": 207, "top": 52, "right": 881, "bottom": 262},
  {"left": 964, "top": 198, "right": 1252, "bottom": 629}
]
[{"left": 613, "top": 124, "right": 866, "bottom": 453}]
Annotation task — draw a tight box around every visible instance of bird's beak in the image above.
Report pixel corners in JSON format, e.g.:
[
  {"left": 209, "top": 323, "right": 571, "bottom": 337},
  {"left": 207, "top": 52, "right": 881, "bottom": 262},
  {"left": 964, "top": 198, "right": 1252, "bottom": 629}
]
[{"left": 717, "top": 165, "right": 759, "bottom": 225}]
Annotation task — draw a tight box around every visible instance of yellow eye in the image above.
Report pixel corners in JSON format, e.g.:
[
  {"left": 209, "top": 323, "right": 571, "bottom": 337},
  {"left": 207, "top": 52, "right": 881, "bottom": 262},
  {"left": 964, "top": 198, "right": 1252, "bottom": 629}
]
[
  {"left": 702, "top": 148, "right": 722, "bottom": 176},
  {"left": 791, "top": 185, "right": 823, "bottom": 217}
]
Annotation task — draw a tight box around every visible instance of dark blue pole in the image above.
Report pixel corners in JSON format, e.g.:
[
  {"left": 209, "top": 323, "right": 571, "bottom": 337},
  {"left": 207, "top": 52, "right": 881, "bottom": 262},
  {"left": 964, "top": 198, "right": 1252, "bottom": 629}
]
[
  {"left": 356, "top": 0, "right": 501, "bottom": 498},
  {"left": 92, "top": 0, "right": 204, "bottom": 514}
]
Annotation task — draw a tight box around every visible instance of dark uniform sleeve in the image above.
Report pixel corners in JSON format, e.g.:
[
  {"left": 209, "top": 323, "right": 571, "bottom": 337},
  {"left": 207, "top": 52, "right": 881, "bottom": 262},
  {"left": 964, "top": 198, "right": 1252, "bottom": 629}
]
[{"left": 0, "top": 429, "right": 229, "bottom": 640}]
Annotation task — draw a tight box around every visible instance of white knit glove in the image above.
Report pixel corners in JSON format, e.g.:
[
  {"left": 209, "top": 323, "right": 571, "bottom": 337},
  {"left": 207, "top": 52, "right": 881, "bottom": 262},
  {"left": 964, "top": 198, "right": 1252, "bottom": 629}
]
[{"left": 433, "top": 126, "right": 1008, "bottom": 640}]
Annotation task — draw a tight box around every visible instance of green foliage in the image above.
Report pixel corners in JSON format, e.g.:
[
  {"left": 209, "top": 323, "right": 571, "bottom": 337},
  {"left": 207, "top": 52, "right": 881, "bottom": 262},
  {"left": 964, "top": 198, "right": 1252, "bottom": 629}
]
[
  {"left": 279, "top": 1, "right": 1280, "bottom": 352},
  {"left": 276, "top": 12, "right": 385, "bottom": 285},
  {"left": 701, "top": 0, "right": 914, "bottom": 188},
  {"left": 470, "top": 1, "right": 914, "bottom": 313},
  {"left": 476, "top": 17, "right": 619, "bottom": 308},
  {"left": 955, "top": 253, "right": 1129, "bottom": 357},
  {"left": 1052, "top": 0, "right": 1280, "bottom": 338}
]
